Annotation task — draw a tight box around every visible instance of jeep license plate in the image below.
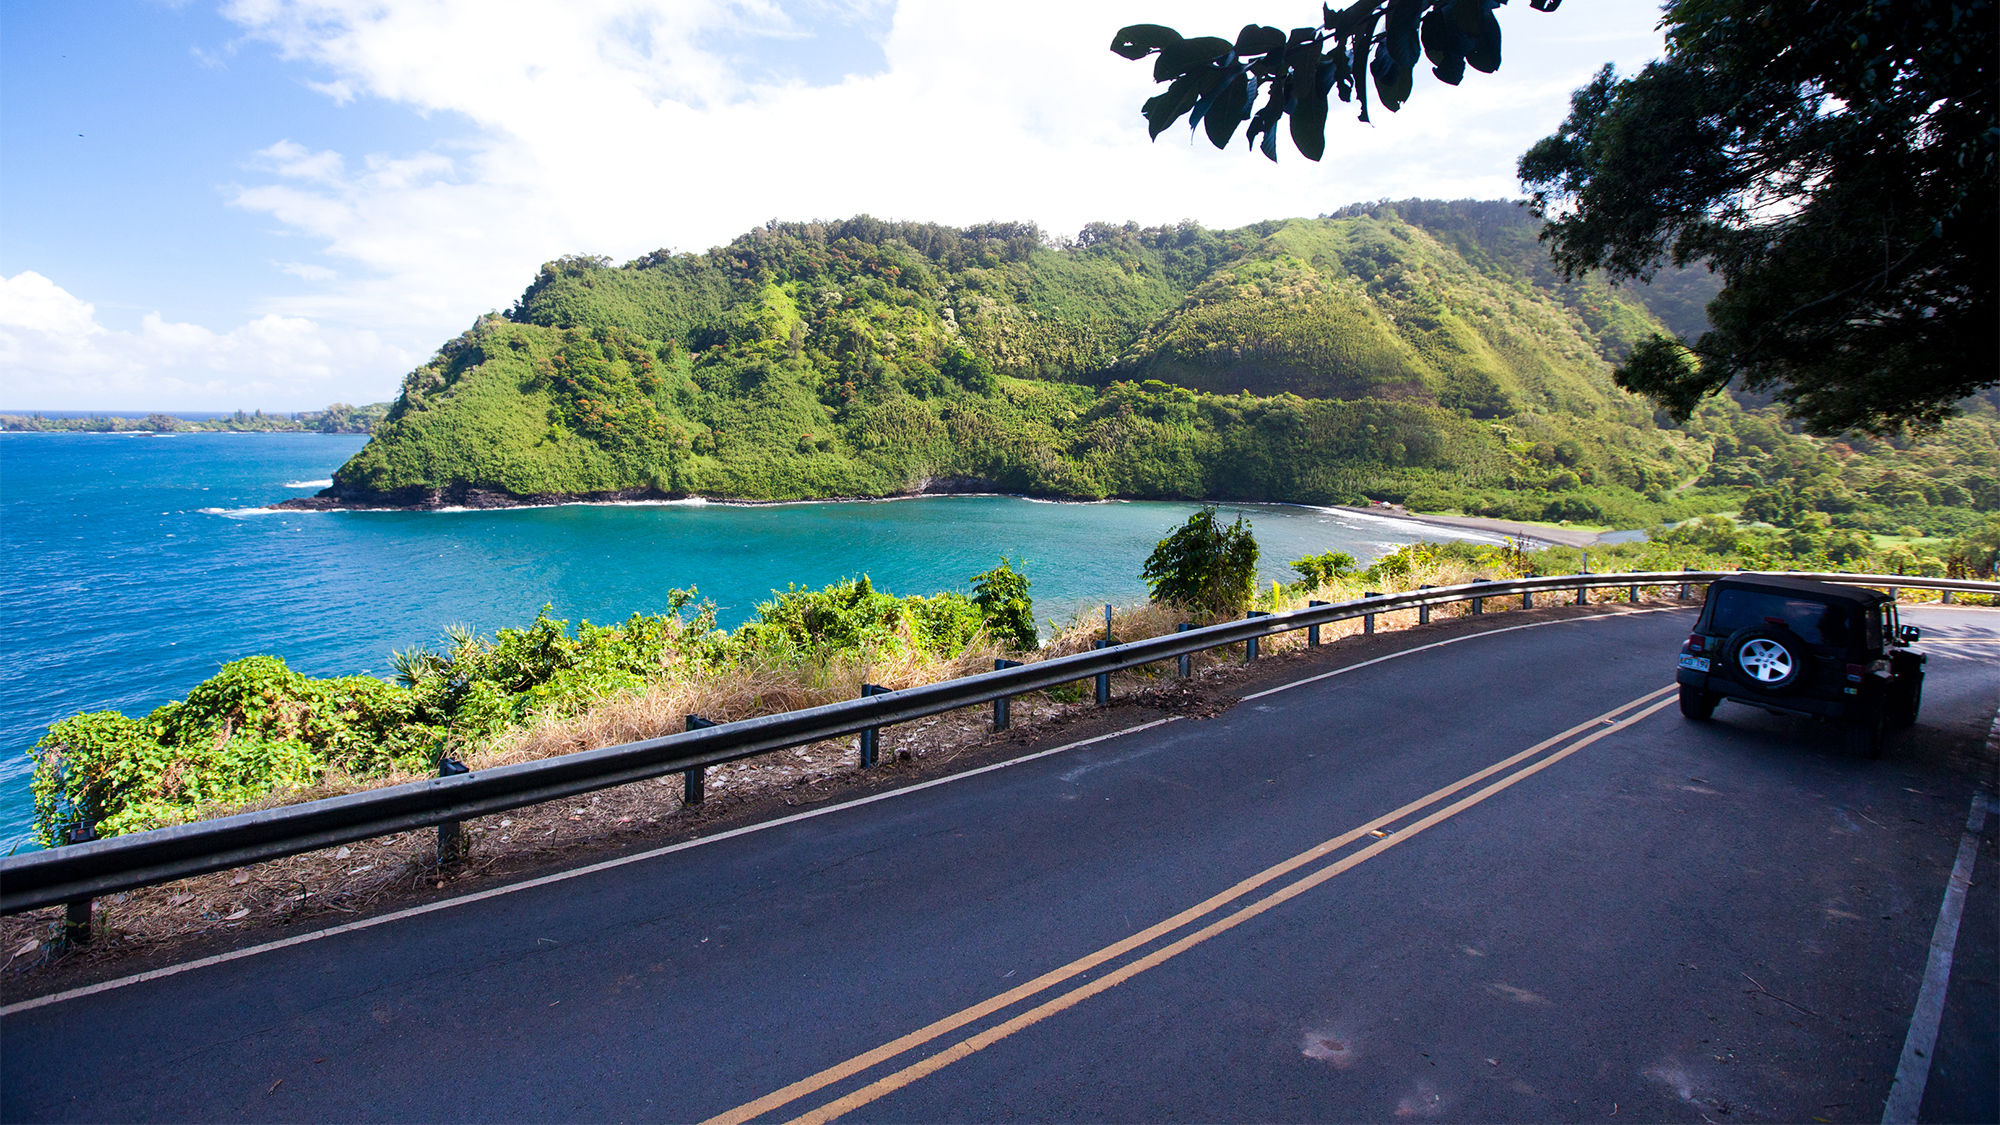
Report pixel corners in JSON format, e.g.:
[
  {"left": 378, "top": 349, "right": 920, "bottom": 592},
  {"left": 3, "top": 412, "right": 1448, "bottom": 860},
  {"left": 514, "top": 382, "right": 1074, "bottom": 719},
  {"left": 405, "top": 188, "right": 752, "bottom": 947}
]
[{"left": 1678, "top": 655, "right": 1711, "bottom": 672}]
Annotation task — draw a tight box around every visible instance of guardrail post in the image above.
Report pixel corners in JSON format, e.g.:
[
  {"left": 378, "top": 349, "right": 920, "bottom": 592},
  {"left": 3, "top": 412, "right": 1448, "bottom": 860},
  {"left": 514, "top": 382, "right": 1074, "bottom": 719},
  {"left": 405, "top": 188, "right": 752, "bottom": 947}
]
[
  {"left": 1175, "top": 623, "right": 1192, "bottom": 677},
  {"left": 1888, "top": 585, "right": 1899, "bottom": 602},
  {"left": 1364, "top": 592, "right": 1382, "bottom": 635},
  {"left": 683, "top": 715, "right": 717, "bottom": 803},
  {"left": 1092, "top": 642, "right": 1111, "bottom": 704},
  {"left": 436, "top": 756, "right": 469, "bottom": 866},
  {"left": 1308, "top": 601, "right": 1329, "bottom": 645},
  {"left": 60, "top": 822, "right": 96, "bottom": 947},
  {"left": 992, "top": 659, "right": 1022, "bottom": 730},
  {"left": 858, "top": 684, "right": 890, "bottom": 767},
  {"left": 1680, "top": 570, "right": 1692, "bottom": 600},
  {"left": 1576, "top": 576, "right": 1589, "bottom": 606},
  {"left": 1470, "top": 578, "right": 1489, "bottom": 615},
  {"left": 1417, "top": 585, "right": 1436, "bottom": 625},
  {"left": 1244, "top": 611, "right": 1270, "bottom": 661},
  {"left": 1522, "top": 589, "right": 1533, "bottom": 610},
  {"left": 1629, "top": 583, "right": 1640, "bottom": 603},
  {"left": 1941, "top": 588, "right": 1954, "bottom": 604}
]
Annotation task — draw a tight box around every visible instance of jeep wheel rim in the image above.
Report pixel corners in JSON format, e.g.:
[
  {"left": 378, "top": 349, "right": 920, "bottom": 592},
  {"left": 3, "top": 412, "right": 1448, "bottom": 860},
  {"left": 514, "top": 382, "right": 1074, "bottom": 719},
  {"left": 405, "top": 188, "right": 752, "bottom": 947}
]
[{"left": 1738, "top": 638, "right": 1794, "bottom": 683}]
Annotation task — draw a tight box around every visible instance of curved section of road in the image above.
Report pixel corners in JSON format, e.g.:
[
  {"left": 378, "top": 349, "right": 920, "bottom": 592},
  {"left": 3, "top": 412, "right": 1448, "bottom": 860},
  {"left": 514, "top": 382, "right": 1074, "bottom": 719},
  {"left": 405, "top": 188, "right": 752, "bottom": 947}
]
[{"left": 4, "top": 606, "right": 1995, "bottom": 1123}]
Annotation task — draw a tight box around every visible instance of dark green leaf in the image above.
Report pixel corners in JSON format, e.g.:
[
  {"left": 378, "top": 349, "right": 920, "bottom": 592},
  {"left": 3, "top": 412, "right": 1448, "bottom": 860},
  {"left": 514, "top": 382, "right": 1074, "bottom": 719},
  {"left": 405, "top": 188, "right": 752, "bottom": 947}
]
[
  {"left": 1371, "top": 47, "right": 1415, "bottom": 111},
  {"left": 1109, "top": 24, "right": 1182, "bottom": 61},
  {"left": 1384, "top": 0, "right": 1425, "bottom": 67},
  {"left": 1350, "top": 9, "right": 1379, "bottom": 122},
  {"left": 1422, "top": 6, "right": 1467, "bottom": 84},
  {"left": 1187, "top": 63, "right": 1234, "bottom": 131},
  {"left": 1142, "top": 73, "right": 1204, "bottom": 139},
  {"left": 1289, "top": 82, "right": 1329, "bottom": 160},
  {"left": 1154, "top": 35, "right": 1233, "bottom": 81},
  {"left": 1246, "top": 84, "right": 1287, "bottom": 161},
  {"left": 1451, "top": 0, "right": 1489, "bottom": 35},
  {"left": 1204, "top": 68, "right": 1251, "bottom": 148},
  {"left": 1322, "top": 0, "right": 1373, "bottom": 36},
  {"left": 1465, "top": 3, "right": 1502, "bottom": 72},
  {"left": 1235, "top": 24, "right": 1287, "bottom": 56}
]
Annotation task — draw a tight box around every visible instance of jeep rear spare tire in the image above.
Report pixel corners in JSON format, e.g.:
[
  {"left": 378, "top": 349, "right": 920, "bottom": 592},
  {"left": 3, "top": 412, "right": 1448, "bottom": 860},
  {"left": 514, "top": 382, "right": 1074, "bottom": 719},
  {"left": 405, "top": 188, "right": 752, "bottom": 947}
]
[{"left": 1726, "top": 626, "right": 1806, "bottom": 692}]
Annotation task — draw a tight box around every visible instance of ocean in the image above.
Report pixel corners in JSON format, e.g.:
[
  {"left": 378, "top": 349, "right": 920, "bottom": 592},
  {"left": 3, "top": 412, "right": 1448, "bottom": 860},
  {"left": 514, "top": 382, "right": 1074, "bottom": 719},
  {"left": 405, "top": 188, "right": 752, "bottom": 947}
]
[{"left": 0, "top": 431, "right": 1491, "bottom": 849}]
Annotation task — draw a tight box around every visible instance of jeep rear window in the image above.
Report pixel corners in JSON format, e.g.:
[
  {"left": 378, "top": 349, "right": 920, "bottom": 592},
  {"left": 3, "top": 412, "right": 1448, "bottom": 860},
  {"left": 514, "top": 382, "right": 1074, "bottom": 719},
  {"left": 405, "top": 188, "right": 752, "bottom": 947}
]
[{"left": 1707, "top": 589, "right": 1852, "bottom": 647}]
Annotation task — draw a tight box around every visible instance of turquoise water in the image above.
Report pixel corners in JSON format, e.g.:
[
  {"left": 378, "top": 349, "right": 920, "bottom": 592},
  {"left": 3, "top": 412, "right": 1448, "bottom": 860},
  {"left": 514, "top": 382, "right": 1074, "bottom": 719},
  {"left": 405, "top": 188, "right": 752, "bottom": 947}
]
[{"left": 0, "top": 432, "right": 1491, "bottom": 849}]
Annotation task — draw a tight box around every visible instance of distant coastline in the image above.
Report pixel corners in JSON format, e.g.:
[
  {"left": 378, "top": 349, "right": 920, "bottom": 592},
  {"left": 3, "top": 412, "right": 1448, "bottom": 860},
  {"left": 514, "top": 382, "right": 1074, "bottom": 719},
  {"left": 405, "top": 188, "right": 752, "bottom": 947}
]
[{"left": 1, "top": 404, "right": 389, "bottom": 435}]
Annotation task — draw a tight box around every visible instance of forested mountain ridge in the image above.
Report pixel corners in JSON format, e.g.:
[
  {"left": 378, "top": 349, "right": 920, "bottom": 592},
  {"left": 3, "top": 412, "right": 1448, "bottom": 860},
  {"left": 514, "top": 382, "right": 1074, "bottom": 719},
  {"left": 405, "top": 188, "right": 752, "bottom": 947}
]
[{"left": 296, "top": 200, "right": 1991, "bottom": 534}]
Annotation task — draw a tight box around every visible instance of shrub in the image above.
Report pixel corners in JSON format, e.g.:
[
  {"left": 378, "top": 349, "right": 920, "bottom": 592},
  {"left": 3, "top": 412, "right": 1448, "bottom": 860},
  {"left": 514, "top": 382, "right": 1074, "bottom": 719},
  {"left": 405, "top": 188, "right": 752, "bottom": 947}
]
[
  {"left": 1290, "top": 550, "right": 1357, "bottom": 587},
  {"left": 736, "top": 576, "right": 982, "bottom": 660},
  {"left": 1141, "top": 507, "right": 1259, "bottom": 617},
  {"left": 971, "top": 557, "right": 1038, "bottom": 650}
]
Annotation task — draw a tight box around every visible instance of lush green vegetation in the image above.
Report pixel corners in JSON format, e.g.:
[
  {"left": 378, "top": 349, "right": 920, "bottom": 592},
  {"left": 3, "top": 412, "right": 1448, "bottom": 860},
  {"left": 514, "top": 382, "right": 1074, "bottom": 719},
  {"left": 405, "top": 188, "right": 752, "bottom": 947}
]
[
  {"left": 30, "top": 568, "right": 1042, "bottom": 845},
  {"left": 1, "top": 404, "right": 390, "bottom": 434},
  {"left": 316, "top": 205, "right": 1751, "bottom": 528}
]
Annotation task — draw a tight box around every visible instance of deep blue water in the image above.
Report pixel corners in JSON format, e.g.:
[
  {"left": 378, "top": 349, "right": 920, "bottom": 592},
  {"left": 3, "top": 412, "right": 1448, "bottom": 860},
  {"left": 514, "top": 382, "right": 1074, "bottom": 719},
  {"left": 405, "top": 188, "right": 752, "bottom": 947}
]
[{"left": 0, "top": 432, "right": 1490, "bottom": 849}]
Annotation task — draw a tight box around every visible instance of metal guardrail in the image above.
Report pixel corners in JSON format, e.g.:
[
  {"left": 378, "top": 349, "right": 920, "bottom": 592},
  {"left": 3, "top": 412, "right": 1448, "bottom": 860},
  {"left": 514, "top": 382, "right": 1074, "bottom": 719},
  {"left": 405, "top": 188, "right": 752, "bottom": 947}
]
[{"left": 4, "top": 570, "right": 1993, "bottom": 916}]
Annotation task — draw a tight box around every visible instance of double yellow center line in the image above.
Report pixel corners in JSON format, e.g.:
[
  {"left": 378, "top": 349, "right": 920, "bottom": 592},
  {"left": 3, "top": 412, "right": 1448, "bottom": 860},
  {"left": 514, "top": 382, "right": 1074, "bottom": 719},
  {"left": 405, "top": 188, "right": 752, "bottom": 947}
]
[{"left": 705, "top": 683, "right": 1680, "bottom": 1125}]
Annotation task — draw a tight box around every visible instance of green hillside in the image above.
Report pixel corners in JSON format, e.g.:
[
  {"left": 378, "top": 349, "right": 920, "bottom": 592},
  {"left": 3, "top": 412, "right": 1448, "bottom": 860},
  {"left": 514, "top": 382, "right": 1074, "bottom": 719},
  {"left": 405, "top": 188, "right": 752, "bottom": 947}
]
[{"left": 315, "top": 202, "right": 1928, "bottom": 530}]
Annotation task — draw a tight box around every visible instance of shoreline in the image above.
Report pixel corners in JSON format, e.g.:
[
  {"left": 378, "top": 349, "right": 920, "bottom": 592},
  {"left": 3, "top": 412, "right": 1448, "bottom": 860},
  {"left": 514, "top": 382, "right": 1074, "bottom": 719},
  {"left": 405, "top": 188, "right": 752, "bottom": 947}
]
[
  {"left": 268, "top": 477, "right": 1023, "bottom": 512},
  {"left": 270, "top": 484, "right": 1627, "bottom": 547},
  {"left": 1321, "top": 504, "right": 1614, "bottom": 549}
]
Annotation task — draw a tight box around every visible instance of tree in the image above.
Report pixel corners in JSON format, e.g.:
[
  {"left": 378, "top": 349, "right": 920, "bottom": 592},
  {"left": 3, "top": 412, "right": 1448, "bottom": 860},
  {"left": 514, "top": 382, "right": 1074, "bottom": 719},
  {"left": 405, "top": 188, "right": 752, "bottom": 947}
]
[
  {"left": 1142, "top": 507, "right": 1260, "bottom": 617},
  {"left": 1945, "top": 513, "right": 2000, "bottom": 578},
  {"left": 971, "top": 557, "right": 1038, "bottom": 651},
  {"left": 1110, "top": 0, "right": 1563, "bottom": 162},
  {"left": 1519, "top": 0, "right": 1997, "bottom": 435}
]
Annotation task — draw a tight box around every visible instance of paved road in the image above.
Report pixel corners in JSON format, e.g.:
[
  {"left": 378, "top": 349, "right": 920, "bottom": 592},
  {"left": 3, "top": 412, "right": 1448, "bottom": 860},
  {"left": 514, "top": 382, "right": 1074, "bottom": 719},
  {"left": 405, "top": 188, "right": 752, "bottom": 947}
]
[{"left": 4, "top": 605, "right": 1995, "bottom": 1122}]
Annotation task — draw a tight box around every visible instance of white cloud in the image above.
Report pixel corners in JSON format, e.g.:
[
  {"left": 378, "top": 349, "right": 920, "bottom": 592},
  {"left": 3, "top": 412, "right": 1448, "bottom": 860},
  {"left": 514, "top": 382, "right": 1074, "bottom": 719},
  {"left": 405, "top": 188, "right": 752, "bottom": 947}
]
[
  {"left": 0, "top": 272, "right": 415, "bottom": 411},
  {"left": 7, "top": 1, "right": 1666, "bottom": 410},
  {"left": 0, "top": 272, "right": 106, "bottom": 339},
  {"left": 213, "top": 0, "right": 1664, "bottom": 269},
  {"left": 279, "top": 261, "right": 338, "bottom": 281}
]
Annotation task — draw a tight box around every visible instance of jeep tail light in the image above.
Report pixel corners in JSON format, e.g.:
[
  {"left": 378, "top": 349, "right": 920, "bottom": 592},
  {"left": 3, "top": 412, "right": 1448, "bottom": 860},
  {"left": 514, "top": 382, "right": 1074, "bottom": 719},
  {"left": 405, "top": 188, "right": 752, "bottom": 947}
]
[
  {"left": 1845, "top": 663, "right": 1865, "bottom": 683},
  {"left": 1686, "top": 634, "right": 1706, "bottom": 652}
]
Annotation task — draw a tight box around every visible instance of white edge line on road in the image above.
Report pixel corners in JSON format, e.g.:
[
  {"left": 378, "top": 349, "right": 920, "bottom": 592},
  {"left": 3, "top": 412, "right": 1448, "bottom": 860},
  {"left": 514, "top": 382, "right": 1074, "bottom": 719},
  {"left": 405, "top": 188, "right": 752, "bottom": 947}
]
[
  {"left": 1879, "top": 700, "right": 1997, "bottom": 1123},
  {"left": 1, "top": 606, "right": 1690, "bottom": 1018}
]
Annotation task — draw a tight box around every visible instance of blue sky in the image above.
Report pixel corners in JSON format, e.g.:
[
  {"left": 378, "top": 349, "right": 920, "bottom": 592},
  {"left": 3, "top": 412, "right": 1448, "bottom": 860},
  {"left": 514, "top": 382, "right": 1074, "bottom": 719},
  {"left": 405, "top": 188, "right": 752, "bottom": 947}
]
[{"left": 0, "top": 1, "right": 1667, "bottom": 412}]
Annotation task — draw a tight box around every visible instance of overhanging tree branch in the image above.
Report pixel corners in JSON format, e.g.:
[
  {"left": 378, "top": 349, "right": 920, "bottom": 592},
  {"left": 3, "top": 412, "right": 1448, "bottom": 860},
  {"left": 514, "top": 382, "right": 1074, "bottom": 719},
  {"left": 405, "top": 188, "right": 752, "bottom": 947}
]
[{"left": 1111, "top": 0, "right": 1563, "bottom": 162}]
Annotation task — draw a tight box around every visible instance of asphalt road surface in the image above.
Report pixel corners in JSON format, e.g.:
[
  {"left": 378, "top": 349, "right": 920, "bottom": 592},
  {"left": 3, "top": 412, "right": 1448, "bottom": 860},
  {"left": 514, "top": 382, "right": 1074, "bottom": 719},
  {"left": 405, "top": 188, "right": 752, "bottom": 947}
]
[{"left": 4, "top": 604, "right": 1996, "bottom": 1123}]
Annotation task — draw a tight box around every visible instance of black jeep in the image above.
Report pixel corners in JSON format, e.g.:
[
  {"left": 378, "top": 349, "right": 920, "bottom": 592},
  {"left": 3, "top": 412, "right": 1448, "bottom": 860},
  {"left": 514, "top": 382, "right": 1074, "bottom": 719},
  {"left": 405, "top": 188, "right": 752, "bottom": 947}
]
[{"left": 1675, "top": 574, "right": 1924, "bottom": 756}]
